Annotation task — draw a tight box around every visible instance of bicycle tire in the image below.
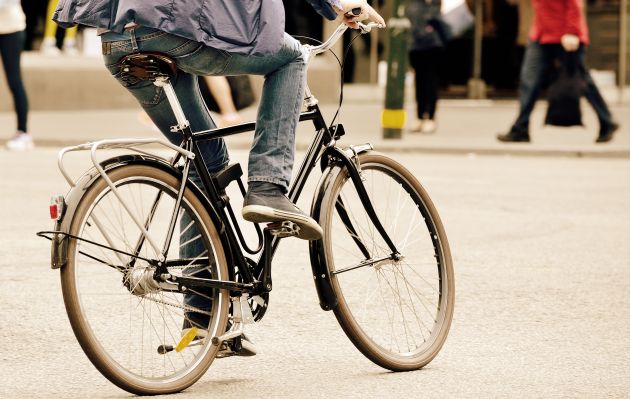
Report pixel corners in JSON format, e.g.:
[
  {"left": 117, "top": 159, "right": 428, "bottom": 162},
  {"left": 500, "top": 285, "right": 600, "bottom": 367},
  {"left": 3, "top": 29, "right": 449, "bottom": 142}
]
[
  {"left": 317, "top": 152, "right": 454, "bottom": 371},
  {"left": 60, "top": 164, "right": 229, "bottom": 395}
]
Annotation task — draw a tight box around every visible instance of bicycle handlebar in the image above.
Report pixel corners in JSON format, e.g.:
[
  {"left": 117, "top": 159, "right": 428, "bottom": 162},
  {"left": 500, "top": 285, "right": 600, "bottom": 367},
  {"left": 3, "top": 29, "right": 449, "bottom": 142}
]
[{"left": 303, "top": 22, "right": 384, "bottom": 57}]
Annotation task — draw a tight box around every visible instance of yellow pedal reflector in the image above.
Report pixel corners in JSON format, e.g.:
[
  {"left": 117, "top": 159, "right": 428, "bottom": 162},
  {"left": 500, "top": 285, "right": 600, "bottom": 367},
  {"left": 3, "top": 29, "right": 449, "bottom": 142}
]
[{"left": 176, "top": 327, "right": 199, "bottom": 352}]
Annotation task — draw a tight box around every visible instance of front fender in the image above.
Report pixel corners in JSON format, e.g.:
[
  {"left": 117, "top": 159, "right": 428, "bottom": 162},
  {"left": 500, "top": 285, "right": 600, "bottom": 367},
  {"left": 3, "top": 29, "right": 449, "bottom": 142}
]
[
  {"left": 308, "top": 145, "right": 373, "bottom": 311},
  {"left": 309, "top": 163, "right": 341, "bottom": 311}
]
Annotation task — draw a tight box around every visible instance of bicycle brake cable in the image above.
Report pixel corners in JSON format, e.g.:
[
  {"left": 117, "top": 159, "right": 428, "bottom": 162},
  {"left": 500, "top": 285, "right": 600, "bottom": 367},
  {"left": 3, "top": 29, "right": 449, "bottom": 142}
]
[{"left": 295, "top": 32, "right": 363, "bottom": 128}]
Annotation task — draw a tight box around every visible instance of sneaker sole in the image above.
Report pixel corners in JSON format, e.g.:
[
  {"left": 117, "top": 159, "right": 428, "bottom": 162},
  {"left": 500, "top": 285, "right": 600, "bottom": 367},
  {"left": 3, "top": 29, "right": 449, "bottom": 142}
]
[
  {"left": 242, "top": 205, "right": 323, "bottom": 240},
  {"left": 181, "top": 328, "right": 257, "bottom": 357},
  {"left": 6, "top": 142, "right": 34, "bottom": 151}
]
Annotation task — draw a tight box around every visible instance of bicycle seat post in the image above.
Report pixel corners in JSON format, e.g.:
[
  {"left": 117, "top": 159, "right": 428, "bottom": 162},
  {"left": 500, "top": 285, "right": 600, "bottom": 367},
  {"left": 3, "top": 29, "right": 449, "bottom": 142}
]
[{"left": 153, "top": 77, "right": 190, "bottom": 134}]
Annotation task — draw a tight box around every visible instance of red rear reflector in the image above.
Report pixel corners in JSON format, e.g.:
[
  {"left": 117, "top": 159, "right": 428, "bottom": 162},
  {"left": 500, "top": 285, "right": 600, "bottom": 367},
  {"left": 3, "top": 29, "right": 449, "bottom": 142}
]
[{"left": 50, "top": 204, "right": 58, "bottom": 220}]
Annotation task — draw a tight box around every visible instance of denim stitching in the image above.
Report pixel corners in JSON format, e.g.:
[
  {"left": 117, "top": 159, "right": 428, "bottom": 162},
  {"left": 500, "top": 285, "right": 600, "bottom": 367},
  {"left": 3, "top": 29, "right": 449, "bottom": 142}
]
[
  {"left": 166, "top": 40, "right": 200, "bottom": 57},
  {"left": 108, "top": 30, "right": 168, "bottom": 50}
]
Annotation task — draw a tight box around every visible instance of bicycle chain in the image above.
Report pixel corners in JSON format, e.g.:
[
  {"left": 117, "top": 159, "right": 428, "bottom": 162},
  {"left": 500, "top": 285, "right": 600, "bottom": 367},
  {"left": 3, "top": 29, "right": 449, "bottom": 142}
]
[{"left": 138, "top": 291, "right": 212, "bottom": 316}]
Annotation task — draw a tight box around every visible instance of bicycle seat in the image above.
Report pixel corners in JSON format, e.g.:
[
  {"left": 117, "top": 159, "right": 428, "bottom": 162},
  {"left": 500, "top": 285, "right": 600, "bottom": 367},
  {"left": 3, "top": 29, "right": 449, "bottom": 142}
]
[{"left": 118, "top": 52, "right": 178, "bottom": 81}]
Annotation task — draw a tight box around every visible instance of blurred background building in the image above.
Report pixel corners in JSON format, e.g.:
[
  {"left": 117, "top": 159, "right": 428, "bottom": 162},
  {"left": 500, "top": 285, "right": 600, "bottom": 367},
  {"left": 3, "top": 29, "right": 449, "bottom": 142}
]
[
  {"left": 1, "top": 0, "right": 628, "bottom": 111},
  {"left": 282, "top": 0, "right": 629, "bottom": 98}
]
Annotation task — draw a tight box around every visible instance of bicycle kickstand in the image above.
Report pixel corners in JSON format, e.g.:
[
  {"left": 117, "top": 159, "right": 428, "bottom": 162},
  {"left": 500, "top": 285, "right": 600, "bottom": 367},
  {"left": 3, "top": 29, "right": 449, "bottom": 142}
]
[{"left": 211, "top": 294, "right": 255, "bottom": 346}]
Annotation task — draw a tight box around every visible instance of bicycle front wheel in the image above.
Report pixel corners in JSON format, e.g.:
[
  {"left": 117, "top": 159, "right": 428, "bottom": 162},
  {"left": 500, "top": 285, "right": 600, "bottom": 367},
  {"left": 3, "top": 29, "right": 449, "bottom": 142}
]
[
  {"left": 318, "top": 152, "right": 454, "bottom": 371},
  {"left": 61, "top": 164, "right": 229, "bottom": 395}
]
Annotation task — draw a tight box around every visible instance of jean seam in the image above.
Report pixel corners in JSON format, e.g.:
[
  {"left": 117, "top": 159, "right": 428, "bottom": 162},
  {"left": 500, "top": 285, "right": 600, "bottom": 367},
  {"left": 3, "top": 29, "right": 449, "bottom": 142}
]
[
  {"left": 247, "top": 176, "right": 288, "bottom": 187},
  {"left": 282, "top": 66, "right": 305, "bottom": 183},
  {"left": 173, "top": 42, "right": 206, "bottom": 61},
  {"left": 215, "top": 51, "right": 233, "bottom": 75},
  {"left": 166, "top": 40, "right": 199, "bottom": 57}
]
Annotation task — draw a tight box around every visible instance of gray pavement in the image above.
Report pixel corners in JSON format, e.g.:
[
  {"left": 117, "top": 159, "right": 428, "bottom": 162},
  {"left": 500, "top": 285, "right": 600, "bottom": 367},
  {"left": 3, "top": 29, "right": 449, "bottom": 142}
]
[
  {"left": 0, "top": 148, "right": 628, "bottom": 398},
  {"left": 1, "top": 84, "right": 629, "bottom": 158}
]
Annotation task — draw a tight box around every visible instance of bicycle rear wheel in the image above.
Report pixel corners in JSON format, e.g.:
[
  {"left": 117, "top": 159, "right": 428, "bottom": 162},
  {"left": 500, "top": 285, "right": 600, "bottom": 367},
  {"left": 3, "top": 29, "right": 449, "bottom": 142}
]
[
  {"left": 61, "top": 164, "right": 229, "bottom": 395},
  {"left": 318, "top": 152, "right": 454, "bottom": 371}
]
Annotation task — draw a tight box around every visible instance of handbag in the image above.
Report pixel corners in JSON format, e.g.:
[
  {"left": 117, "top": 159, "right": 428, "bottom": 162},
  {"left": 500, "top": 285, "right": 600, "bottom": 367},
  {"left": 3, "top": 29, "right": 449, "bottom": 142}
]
[
  {"left": 199, "top": 75, "right": 256, "bottom": 113},
  {"left": 544, "top": 52, "right": 586, "bottom": 127},
  {"left": 428, "top": 15, "right": 453, "bottom": 44}
]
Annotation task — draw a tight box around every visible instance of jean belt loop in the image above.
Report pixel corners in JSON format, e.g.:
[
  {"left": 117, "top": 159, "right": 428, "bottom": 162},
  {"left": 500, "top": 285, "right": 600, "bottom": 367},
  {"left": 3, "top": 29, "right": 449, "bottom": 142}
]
[{"left": 130, "top": 28, "right": 139, "bottom": 52}]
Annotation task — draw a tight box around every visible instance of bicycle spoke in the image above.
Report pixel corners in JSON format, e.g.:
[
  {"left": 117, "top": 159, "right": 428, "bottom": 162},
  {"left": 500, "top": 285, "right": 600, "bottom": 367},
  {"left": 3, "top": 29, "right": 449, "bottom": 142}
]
[
  {"left": 63, "top": 166, "right": 228, "bottom": 391},
  {"left": 321, "top": 154, "right": 453, "bottom": 370}
]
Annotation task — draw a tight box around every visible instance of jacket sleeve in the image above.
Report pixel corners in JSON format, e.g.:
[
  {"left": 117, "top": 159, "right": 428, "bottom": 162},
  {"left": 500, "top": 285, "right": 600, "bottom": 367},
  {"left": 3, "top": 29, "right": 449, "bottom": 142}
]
[
  {"left": 564, "top": 0, "right": 583, "bottom": 36},
  {"left": 304, "top": 0, "right": 341, "bottom": 21}
]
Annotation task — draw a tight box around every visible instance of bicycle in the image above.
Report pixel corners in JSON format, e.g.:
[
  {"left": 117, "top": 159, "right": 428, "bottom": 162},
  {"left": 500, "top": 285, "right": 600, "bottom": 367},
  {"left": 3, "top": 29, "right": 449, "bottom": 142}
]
[{"left": 38, "top": 21, "right": 454, "bottom": 396}]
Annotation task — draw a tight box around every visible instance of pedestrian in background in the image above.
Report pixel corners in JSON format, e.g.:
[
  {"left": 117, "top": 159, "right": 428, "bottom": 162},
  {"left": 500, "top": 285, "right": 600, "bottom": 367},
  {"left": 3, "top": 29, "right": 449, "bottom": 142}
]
[
  {"left": 406, "top": 0, "right": 449, "bottom": 134},
  {"left": 21, "top": 0, "right": 48, "bottom": 51},
  {"left": 0, "top": 0, "right": 32, "bottom": 151},
  {"left": 201, "top": 76, "right": 248, "bottom": 127},
  {"left": 497, "top": 0, "right": 619, "bottom": 144},
  {"left": 40, "top": 0, "right": 78, "bottom": 55}
]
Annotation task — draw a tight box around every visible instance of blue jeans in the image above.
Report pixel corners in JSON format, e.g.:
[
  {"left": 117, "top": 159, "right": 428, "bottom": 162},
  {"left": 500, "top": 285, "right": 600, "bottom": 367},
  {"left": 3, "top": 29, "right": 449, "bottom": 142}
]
[
  {"left": 102, "top": 27, "right": 307, "bottom": 324},
  {"left": 102, "top": 27, "right": 307, "bottom": 190},
  {"left": 511, "top": 41, "right": 613, "bottom": 133}
]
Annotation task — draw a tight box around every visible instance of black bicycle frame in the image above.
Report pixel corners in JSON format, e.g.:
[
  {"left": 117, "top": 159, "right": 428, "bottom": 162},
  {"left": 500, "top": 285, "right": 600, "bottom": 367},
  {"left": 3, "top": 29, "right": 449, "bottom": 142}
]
[{"left": 154, "top": 101, "right": 398, "bottom": 297}]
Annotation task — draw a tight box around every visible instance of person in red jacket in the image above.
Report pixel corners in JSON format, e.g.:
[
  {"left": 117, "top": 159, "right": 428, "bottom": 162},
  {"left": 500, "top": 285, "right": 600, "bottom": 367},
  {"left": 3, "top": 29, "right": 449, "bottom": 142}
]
[{"left": 498, "top": 0, "right": 619, "bottom": 143}]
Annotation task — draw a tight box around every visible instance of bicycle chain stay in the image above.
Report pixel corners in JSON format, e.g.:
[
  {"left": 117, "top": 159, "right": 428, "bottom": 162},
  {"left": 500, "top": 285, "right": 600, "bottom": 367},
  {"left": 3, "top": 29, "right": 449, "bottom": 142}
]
[{"left": 37, "top": 230, "right": 156, "bottom": 268}]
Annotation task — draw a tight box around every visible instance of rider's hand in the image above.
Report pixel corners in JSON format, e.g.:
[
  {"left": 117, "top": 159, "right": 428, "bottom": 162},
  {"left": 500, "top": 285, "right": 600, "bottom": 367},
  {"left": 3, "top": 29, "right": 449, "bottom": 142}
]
[
  {"left": 334, "top": 0, "right": 386, "bottom": 29},
  {"left": 561, "top": 34, "right": 580, "bottom": 52}
]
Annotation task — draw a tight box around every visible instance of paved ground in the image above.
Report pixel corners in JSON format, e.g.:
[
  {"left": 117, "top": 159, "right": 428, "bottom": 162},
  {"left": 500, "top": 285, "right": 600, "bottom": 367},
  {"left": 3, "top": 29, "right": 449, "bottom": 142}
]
[
  {"left": 0, "top": 147, "right": 628, "bottom": 398},
  {"left": 0, "top": 83, "right": 629, "bottom": 398},
  {"left": 1, "top": 85, "right": 629, "bottom": 158}
]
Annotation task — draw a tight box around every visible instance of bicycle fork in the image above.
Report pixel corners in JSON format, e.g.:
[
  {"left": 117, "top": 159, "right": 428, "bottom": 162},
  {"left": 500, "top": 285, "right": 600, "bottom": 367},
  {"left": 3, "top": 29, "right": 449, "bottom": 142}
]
[
  {"left": 309, "top": 144, "right": 402, "bottom": 311},
  {"left": 326, "top": 145, "right": 401, "bottom": 258}
]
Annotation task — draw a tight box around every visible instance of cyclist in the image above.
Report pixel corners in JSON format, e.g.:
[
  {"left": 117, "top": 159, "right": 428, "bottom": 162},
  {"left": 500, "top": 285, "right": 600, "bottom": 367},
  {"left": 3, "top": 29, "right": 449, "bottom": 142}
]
[{"left": 53, "top": 0, "right": 385, "bottom": 241}]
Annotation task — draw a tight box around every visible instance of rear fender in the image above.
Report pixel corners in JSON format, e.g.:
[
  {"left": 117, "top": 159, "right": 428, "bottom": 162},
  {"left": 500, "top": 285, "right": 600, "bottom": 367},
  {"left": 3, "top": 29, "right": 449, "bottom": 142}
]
[{"left": 50, "top": 154, "right": 229, "bottom": 269}]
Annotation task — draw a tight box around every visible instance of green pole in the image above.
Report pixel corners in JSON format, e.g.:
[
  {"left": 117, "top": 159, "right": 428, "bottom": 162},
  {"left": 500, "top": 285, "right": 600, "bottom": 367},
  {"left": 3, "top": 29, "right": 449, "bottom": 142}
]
[
  {"left": 467, "top": 0, "right": 486, "bottom": 99},
  {"left": 382, "top": 0, "right": 410, "bottom": 139}
]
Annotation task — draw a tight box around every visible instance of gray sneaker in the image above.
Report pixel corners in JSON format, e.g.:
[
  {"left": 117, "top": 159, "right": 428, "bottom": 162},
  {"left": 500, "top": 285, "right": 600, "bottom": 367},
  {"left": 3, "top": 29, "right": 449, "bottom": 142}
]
[{"left": 242, "top": 182, "right": 323, "bottom": 240}]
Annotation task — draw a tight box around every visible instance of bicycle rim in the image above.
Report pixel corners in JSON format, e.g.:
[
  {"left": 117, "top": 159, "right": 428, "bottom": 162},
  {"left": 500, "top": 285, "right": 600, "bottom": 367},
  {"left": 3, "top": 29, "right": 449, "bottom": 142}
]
[
  {"left": 61, "top": 165, "right": 229, "bottom": 395},
  {"left": 320, "top": 153, "right": 454, "bottom": 371}
]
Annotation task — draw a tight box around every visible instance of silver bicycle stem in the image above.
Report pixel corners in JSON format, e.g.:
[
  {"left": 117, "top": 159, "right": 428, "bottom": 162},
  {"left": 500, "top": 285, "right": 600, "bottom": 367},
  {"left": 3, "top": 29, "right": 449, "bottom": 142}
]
[{"left": 302, "top": 22, "right": 382, "bottom": 106}]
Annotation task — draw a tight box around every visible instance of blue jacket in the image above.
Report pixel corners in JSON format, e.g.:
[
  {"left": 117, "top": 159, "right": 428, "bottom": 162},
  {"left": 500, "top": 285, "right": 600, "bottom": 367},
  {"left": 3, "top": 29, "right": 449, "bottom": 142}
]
[{"left": 53, "top": 0, "right": 339, "bottom": 55}]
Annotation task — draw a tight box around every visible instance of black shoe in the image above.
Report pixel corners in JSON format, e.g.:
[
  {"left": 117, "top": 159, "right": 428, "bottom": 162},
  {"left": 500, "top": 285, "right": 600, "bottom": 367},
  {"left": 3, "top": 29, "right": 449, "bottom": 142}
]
[
  {"left": 497, "top": 130, "right": 530, "bottom": 143},
  {"left": 215, "top": 333, "right": 257, "bottom": 358},
  {"left": 242, "top": 182, "right": 323, "bottom": 240},
  {"left": 181, "top": 320, "right": 257, "bottom": 357},
  {"left": 596, "top": 122, "right": 619, "bottom": 143}
]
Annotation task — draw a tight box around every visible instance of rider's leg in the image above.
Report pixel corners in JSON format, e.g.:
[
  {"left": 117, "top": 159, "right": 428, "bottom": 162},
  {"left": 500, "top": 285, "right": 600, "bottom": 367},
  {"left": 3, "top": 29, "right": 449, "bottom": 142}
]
[
  {"left": 100, "top": 28, "right": 230, "bottom": 182},
  {"left": 100, "top": 29, "right": 229, "bottom": 342},
  {"left": 196, "top": 34, "right": 322, "bottom": 239},
  {"left": 224, "top": 34, "right": 307, "bottom": 190}
]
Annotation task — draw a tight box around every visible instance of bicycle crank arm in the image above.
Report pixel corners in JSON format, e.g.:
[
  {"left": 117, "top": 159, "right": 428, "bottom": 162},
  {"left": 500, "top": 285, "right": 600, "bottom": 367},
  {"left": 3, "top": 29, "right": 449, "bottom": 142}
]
[{"left": 157, "top": 338, "right": 204, "bottom": 355}]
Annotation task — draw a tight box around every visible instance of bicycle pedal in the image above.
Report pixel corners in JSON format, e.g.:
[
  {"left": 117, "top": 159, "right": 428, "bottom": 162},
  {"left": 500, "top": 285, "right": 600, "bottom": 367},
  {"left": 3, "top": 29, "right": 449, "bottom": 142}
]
[{"left": 266, "top": 221, "right": 300, "bottom": 238}]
